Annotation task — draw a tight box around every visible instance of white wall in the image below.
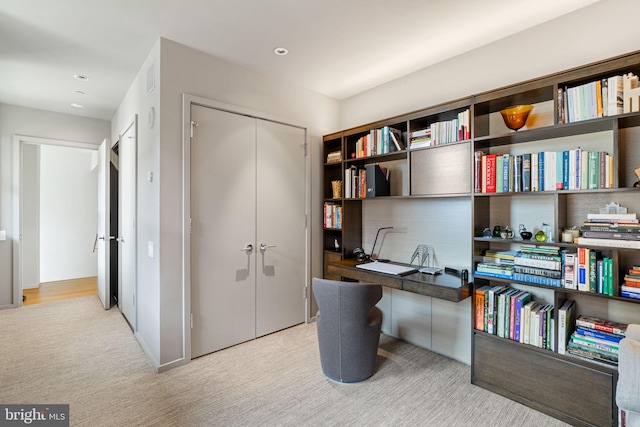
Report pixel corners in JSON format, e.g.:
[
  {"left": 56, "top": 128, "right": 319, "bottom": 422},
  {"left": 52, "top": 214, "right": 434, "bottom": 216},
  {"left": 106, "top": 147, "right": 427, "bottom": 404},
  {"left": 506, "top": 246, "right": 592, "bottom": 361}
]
[
  {"left": 340, "top": 0, "right": 640, "bottom": 129},
  {"left": 39, "top": 145, "right": 98, "bottom": 282},
  {"left": 112, "top": 38, "right": 340, "bottom": 370},
  {"left": 111, "top": 40, "right": 162, "bottom": 366},
  {"left": 0, "top": 104, "right": 110, "bottom": 308}
]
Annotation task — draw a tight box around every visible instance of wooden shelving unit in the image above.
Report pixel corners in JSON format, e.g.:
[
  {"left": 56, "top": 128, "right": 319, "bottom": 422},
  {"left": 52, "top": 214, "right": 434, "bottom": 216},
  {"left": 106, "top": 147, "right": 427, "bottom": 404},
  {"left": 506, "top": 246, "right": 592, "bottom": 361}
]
[{"left": 323, "top": 49, "right": 640, "bottom": 426}]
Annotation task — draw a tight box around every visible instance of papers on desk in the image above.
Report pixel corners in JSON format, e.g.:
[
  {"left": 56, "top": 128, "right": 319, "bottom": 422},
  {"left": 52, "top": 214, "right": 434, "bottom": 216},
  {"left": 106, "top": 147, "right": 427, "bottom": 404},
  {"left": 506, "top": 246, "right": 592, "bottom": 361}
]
[{"left": 356, "top": 261, "right": 417, "bottom": 276}]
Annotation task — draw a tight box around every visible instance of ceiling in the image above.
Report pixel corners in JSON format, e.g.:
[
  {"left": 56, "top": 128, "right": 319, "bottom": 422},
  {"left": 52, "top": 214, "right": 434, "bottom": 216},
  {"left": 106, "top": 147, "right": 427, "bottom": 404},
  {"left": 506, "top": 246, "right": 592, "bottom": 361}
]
[{"left": 0, "top": 0, "right": 600, "bottom": 121}]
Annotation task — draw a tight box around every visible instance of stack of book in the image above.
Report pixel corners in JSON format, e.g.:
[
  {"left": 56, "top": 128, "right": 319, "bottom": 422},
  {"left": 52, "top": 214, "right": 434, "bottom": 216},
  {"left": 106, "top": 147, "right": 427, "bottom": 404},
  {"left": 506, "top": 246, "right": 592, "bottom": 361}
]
[
  {"left": 474, "top": 149, "right": 614, "bottom": 194},
  {"left": 578, "top": 212, "right": 640, "bottom": 249},
  {"left": 475, "top": 249, "right": 516, "bottom": 278},
  {"left": 409, "top": 128, "right": 431, "bottom": 149},
  {"left": 567, "top": 315, "right": 627, "bottom": 367},
  {"left": 326, "top": 150, "right": 341, "bottom": 163},
  {"left": 344, "top": 165, "right": 366, "bottom": 198},
  {"left": 621, "top": 266, "right": 640, "bottom": 299},
  {"left": 474, "top": 285, "right": 554, "bottom": 350},
  {"left": 513, "top": 245, "right": 563, "bottom": 287}
]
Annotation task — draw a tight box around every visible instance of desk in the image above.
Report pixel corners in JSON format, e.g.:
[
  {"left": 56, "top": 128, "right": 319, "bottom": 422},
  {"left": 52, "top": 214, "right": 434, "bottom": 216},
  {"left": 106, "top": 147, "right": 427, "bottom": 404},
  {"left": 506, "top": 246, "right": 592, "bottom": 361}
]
[{"left": 326, "top": 259, "right": 470, "bottom": 303}]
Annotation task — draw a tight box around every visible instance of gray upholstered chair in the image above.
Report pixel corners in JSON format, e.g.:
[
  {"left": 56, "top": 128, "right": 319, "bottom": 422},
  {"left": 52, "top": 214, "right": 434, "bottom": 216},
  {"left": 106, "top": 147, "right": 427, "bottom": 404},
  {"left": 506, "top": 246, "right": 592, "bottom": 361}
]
[
  {"left": 312, "top": 277, "right": 383, "bottom": 383},
  {"left": 617, "top": 324, "right": 640, "bottom": 426}
]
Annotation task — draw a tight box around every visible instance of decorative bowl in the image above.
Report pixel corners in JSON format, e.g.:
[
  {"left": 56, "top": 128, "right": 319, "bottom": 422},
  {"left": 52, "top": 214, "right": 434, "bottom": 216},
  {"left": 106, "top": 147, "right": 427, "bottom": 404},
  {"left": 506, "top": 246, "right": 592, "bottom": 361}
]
[
  {"left": 519, "top": 231, "right": 533, "bottom": 240},
  {"left": 500, "top": 105, "right": 534, "bottom": 131}
]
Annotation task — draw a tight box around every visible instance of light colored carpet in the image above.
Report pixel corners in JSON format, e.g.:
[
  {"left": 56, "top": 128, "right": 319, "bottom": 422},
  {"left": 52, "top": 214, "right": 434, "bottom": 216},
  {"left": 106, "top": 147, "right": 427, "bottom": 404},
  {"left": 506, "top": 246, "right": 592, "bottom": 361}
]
[{"left": 0, "top": 296, "right": 569, "bottom": 426}]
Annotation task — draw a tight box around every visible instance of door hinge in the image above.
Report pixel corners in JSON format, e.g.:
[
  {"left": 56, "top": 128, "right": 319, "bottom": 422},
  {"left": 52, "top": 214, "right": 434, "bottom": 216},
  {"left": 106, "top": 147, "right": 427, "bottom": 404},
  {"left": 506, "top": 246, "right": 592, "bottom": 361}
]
[
  {"left": 189, "top": 217, "right": 193, "bottom": 234},
  {"left": 303, "top": 141, "right": 308, "bottom": 156},
  {"left": 304, "top": 214, "right": 308, "bottom": 228},
  {"left": 190, "top": 121, "right": 199, "bottom": 138},
  {"left": 190, "top": 313, "right": 194, "bottom": 329},
  {"left": 304, "top": 286, "right": 309, "bottom": 300}
]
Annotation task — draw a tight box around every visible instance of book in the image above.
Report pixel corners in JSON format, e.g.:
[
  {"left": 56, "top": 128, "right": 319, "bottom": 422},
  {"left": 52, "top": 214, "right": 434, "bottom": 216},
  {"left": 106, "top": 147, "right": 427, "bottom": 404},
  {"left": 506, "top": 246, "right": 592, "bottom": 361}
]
[
  {"left": 577, "top": 237, "right": 640, "bottom": 249},
  {"left": 589, "top": 250, "right": 600, "bottom": 293},
  {"left": 486, "top": 286, "right": 506, "bottom": 335},
  {"left": 514, "top": 256, "right": 561, "bottom": 271},
  {"left": 557, "top": 299, "right": 576, "bottom": 355},
  {"left": 522, "top": 153, "right": 531, "bottom": 191},
  {"left": 577, "top": 247, "right": 590, "bottom": 292},
  {"left": 575, "top": 326, "right": 623, "bottom": 343},
  {"left": 586, "top": 213, "right": 638, "bottom": 221},
  {"left": 485, "top": 154, "right": 497, "bottom": 193},
  {"left": 475, "top": 285, "right": 492, "bottom": 331},
  {"left": 514, "top": 155, "right": 522, "bottom": 192},
  {"left": 389, "top": 127, "right": 404, "bottom": 151},
  {"left": 513, "top": 292, "right": 532, "bottom": 342},
  {"left": 581, "top": 223, "right": 640, "bottom": 232},
  {"left": 581, "top": 231, "right": 640, "bottom": 240},
  {"left": 575, "top": 315, "right": 627, "bottom": 336},
  {"left": 563, "top": 251, "right": 577, "bottom": 290}
]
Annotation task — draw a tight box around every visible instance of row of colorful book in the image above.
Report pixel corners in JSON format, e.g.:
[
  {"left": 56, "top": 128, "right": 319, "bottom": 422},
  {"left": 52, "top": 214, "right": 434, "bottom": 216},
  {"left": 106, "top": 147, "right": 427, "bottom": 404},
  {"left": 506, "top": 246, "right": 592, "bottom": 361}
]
[
  {"left": 323, "top": 202, "right": 341, "bottom": 229},
  {"left": 475, "top": 285, "right": 554, "bottom": 350},
  {"left": 557, "top": 73, "right": 638, "bottom": 124},
  {"left": 476, "top": 243, "right": 618, "bottom": 296},
  {"left": 474, "top": 149, "right": 614, "bottom": 194},
  {"left": 558, "top": 304, "right": 627, "bottom": 368},
  {"left": 409, "top": 109, "right": 470, "bottom": 149},
  {"left": 351, "top": 126, "right": 404, "bottom": 159}
]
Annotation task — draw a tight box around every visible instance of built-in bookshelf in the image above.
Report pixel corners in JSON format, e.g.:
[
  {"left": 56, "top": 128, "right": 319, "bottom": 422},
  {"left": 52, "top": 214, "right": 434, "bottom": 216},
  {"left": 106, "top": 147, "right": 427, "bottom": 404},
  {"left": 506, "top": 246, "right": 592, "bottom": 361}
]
[
  {"left": 471, "top": 50, "right": 640, "bottom": 427},
  {"left": 323, "top": 49, "right": 640, "bottom": 426}
]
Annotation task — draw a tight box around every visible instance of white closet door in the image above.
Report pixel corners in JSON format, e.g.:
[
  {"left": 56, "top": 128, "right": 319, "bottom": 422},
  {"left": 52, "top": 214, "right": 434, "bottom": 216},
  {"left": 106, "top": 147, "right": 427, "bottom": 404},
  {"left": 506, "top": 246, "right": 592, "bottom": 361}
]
[
  {"left": 255, "top": 120, "right": 306, "bottom": 337},
  {"left": 190, "top": 105, "right": 257, "bottom": 358}
]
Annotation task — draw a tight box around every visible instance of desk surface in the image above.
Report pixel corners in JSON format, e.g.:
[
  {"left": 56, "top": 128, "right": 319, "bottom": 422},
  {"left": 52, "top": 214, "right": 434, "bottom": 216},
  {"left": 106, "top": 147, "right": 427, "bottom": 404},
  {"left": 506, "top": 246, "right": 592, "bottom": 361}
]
[{"left": 326, "top": 259, "right": 471, "bottom": 303}]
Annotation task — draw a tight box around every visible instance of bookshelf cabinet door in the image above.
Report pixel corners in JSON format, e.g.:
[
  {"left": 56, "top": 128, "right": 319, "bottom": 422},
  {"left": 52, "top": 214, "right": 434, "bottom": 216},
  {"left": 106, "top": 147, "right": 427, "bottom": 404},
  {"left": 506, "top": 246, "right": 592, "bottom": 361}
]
[
  {"left": 410, "top": 143, "right": 470, "bottom": 196},
  {"left": 473, "top": 333, "right": 614, "bottom": 427}
]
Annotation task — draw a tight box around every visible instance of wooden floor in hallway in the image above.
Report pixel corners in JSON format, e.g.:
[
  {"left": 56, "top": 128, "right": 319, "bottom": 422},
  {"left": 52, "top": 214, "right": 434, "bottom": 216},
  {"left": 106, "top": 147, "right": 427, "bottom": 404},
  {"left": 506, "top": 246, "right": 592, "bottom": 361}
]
[{"left": 22, "top": 276, "right": 98, "bottom": 306}]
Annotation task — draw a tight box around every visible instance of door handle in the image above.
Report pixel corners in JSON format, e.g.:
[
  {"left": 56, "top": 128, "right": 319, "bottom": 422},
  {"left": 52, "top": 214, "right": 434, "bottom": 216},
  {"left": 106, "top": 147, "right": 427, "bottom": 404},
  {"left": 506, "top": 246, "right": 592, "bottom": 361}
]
[
  {"left": 259, "top": 243, "right": 276, "bottom": 251},
  {"left": 241, "top": 244, "right": 253, "bottom": 253},
  {"left": 98, "top": 235, "right": 116, "bottom": 241}
]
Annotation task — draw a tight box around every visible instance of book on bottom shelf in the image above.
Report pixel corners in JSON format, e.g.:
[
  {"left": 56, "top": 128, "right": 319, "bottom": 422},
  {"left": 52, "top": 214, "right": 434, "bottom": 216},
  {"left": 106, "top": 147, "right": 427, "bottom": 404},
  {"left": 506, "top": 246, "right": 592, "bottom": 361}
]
[{"left": 557, "top": 299, "right": 576, "bottom": 355}]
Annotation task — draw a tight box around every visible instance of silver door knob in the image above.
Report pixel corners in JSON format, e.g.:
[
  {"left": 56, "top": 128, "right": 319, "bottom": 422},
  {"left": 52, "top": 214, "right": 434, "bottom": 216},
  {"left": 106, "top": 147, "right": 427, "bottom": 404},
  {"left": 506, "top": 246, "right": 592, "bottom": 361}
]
[
  {"left": 116, "top": 237, "right": 125, "bottom": 243},
  {"left": 259, "top": 243, "right": 276, "bottom": 251},
  {"left": 98, "top": 236, "right": 116, "bottom": 241},
  {"left": 241, "top": 244, "right": 253, "bottom": 253}
]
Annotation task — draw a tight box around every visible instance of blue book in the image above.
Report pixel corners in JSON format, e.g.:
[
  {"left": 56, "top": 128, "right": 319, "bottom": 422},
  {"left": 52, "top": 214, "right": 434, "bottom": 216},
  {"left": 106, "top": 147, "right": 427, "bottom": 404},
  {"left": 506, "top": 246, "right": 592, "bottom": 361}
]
[
  {"left": 575, "top": 327, "right": 623, "bottom": 343},
  {"left": 562, "top": 150, "right": 570, "bottom": 190},
  {"left": 537, "top": 152, "right": 544, "bottom": 191}
]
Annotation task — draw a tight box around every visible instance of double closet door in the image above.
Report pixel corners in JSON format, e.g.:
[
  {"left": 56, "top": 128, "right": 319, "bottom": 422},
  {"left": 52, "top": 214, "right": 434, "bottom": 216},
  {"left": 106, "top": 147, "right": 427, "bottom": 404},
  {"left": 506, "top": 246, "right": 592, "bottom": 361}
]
[{"left": 190, "top": 105, "right": 306, "bottom": 358}]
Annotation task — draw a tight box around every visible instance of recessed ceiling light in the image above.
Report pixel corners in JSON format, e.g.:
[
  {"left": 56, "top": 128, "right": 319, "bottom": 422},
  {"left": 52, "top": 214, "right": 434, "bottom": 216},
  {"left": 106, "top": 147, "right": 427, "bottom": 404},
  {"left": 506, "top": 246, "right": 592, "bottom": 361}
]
[
  {"left": 73, "top": 74, "right": 89, "bottom": 81},
  {"left": 71, "top": 103, "right": 84, "bottom": 108},
  {"left": 75, "top": 90, "right": 85, "bottom": 95},
  {"left": 274, "top": 47, "right": 288, "bottom": 56}
]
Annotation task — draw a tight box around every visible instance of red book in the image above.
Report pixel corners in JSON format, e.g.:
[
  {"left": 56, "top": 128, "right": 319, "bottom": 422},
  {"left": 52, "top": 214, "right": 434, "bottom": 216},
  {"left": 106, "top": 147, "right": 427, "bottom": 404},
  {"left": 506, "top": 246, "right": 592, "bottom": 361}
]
[{"left": 485, "top": 154, "right": 497, "bottom": 193}]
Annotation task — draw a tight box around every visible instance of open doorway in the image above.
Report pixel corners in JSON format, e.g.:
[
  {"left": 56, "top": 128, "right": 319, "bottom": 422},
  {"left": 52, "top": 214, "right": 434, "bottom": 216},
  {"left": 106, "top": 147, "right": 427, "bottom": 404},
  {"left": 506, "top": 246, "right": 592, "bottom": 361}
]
[{"left": 12, "top": 135, "right": 108, "bottom": 307}]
